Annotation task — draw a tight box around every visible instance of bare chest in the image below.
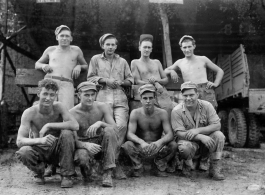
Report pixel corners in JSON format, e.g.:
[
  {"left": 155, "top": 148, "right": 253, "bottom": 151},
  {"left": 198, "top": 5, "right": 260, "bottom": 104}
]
[
  {"left": 49, "top": 51, "right": 78, "bottom": 68},
  {"left": 179, "top": 60, "right": 207, "bottom": 81},
  {"left": 31, "top": 113, "right": 62, "bottom": 131},
  {"left": 137, "top": 62, "right": 161, "bottom": 79}
]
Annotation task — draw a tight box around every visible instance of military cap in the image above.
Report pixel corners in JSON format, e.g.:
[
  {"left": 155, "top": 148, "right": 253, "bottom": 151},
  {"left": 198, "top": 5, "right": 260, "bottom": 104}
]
[
  {"left": 55, "top": 25, "right": 71, "bottom": 36},
  {"left": 138, "top": 84, "right": 156, "bottom": 95},
  {"left": 77, "top": 81, "right": 98, "bottom": 92},
  {"left": 99, "top": 33, "right": 116, "bottom": 47},
  {"left": 180, "top": 81, "right": 198, "bottom": 92},
  {"left": 139, "top": 34, "right": 153, "bottom": 44},
  {"left": 179, "top": 35, "right": 195, "bottom": 46}
]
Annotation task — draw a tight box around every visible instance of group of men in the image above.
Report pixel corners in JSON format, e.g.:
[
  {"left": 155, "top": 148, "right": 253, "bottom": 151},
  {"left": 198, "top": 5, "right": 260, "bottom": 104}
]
[{"left": 15, "top": 24, "right": 225, "bottom": 189}]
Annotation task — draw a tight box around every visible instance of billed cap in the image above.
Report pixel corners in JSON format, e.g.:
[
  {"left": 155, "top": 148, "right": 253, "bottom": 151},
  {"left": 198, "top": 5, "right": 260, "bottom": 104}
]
[
  {"left": 139, "top": 34, "right": 153, "bottom": 44},
  {"left": 180, "top": 81, "right": 198, "bottom": 92},
  {"left": 99, "top": 33, "right": 115, "bottom": 47},
  {"left": 55, "top": 25, "right": 71, "bottom": 36},
  {"left": 138, "top": 84, "right": 156, "bottom": 95},
  {"left": 77, "top": 81, "right": 98, "bottom": 92},
  {"left": 179, "top": 35, "right": 195, "bottom": 46}
]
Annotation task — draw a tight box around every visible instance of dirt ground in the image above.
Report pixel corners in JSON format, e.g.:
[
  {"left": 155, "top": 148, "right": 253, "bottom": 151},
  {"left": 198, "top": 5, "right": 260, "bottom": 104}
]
[{"left": 0, "top": 147, "right": 265, "bottom": 195}]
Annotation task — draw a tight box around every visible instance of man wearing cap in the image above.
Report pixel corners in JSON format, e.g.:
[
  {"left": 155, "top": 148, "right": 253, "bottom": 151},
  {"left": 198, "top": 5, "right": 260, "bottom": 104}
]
[
  {"left": 131, "top": 34, "right": 173, "bottom": 116},
  {"left": 35, "top": 25, "right": 88, "bottom": 110},
  {"left": 69, "top": 81, "right": 118, "bottom": 187},
  {"left": 165, "top": 35, "right": 224, "bottom": 109},
  {"left": 87, "top": 33, "right": 133, "bottom": 179},
  {"left": 122, "top": 84, "right": 177, "bottom": 177},
  {"left": 171, "top": 81, "right": 225, "bottom": 180},
  {"left": 16, "top": 79, "right": 79, "bottom": 188}
]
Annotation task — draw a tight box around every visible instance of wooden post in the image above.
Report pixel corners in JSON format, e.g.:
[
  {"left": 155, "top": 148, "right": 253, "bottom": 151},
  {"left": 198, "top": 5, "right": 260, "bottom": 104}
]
[
  {"left": 0, "top": 48, "right": 5, "bottom": 101},
  {"left": 159, "top": 4, "right": 172, "bottom": 67}
]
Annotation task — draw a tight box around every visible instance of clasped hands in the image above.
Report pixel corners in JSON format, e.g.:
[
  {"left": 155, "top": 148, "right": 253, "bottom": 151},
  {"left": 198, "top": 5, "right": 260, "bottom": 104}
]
[{"left": 140, "top": 141, "right": 163, "bottom": 157}]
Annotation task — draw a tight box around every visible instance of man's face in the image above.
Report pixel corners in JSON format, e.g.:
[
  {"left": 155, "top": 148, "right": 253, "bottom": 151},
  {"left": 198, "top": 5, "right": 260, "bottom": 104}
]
[
  {"left": 102, "top": 38, "right": 117, "bottom": 55},
  {"left": 56, "top": 30, "right": 72, "bottom": 46},
  {"left": 79, "top": 90, "right": 97, "bottom": 106},
  {"left": 139, "top": 41, "right": 152, "bottom": 57},
  {"left": 181, "top": 40, "right": 195, "bottom": 57},
  {"left": 38, "top": 87, "right": 57, "bottom": 107},
  {"left": 140, "top": 92, "right": 155, "bottom": 110},
  {"left": 182, "top": 88, "right": 198, "bottom": 108}
]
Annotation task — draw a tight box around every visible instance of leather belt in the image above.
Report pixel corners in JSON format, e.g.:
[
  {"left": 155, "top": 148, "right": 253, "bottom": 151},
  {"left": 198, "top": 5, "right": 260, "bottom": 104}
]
[{"left": 45, "top": 75, "right": 73, "bottom": 84}]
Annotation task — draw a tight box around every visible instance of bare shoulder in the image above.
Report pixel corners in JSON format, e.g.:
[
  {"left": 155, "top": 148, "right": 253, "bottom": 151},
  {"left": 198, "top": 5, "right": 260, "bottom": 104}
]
[
  {"left": 23, "top": 106, "right": 37, "bottom": 118},
  {"left": 69, "top": 104, "right": 80, "bottom": 114},
  {"left": 53, "top": 101, "right": 67, "bottom": 113},
  {"left": 196, "top": 55, "right": 209, "bottom": 61},
  {"left": 45, "top": 46, "right": 57, "bottom": 53},
  {"left": 155, "top": 107, "right": 167, "bottom": 117},
  {"left": 130, "top": 108, "right": 142, "bottom": 118},
  {"left": 131, "top": 59, "right": 140, "bottom": 66},
  {"left": 174, "top": 58, "right": 184, "bottom": 67}
]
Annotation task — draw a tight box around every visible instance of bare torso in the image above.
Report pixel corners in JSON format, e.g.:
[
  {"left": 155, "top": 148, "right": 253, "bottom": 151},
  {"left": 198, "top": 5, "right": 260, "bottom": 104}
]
[
  {"left": 30, "top": 103, "right": 63, "bottom": 138},
  {"left": 69, "top": 101, "right": 104, "bottom": 138},
  {"left": 178, "top": 55, "right": 208, "bottom": 84},
  {"left": 134, "top": 107, "right": 164, "bottom": 143},
  {"left": 133, "top": 59, "right": 162, "bottom": 82},
  {"left": 47, "top": 46, "right": 80, "bottom": 79}
]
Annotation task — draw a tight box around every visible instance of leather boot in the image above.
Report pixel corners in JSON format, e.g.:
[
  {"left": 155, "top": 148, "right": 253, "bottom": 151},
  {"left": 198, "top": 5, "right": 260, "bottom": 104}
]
[
  {"left": 61, "top": 176, "right": 73, "bottom": 188},
  {"left": 102, "top": 169, "right": 113, "bottom": 187},
  {"left": 209, "top": 160, "right": 225, "bottom": 180},
  {"left": 113, "top": 163, "right": 127, "bottom": 179},
  {"left": 44, "top": 164, "right": 57, "bottom": 177}
]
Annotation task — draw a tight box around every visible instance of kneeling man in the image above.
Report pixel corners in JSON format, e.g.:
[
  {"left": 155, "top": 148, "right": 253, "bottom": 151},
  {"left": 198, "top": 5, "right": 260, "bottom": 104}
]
[
  {"left": 123, "top": 84, "right": 177, "bottom": 177},
  {"left": 16, "top": 79, "right": 79, "bottom": 188},
  {"left": 171, "top": 81, "right": 225, "bottom": 180},
  {"left": 69, "top": 81, "right": 118, "bottom": 187}
]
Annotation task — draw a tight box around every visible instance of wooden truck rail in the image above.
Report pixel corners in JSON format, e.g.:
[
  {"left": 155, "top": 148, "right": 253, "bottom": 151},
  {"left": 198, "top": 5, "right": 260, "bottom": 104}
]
[{"left": 208, "top": 44, "right": 265, "bottom": 148}]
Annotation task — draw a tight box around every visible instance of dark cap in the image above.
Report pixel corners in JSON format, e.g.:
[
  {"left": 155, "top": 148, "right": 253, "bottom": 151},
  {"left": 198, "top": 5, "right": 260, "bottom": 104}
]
[
  {"left": 179, "top": 35, "right": 195, "bottom": 46},
  {"left": 139, "top": 34, "right": 153, "bottom": 44},
  {"left": 55, "top": 25, "right": 71, "bottom": 36},
  {"left": 77, "top": 81, "right": 98, "bottom": 92},
  {"left": 180, "top": 81, "right": 198, "bottom": 92},
  {"left": 99, "top": 33, "right": 116, "bottom": 47},
  {"left": 138, "top": 84, "right": 156, "bottom": 95}
]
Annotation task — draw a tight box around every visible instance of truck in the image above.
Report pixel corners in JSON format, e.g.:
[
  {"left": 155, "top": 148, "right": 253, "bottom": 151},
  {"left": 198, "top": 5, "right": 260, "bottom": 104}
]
[{"left": 208, "top": 44, "right": 265, "bottom": 148}]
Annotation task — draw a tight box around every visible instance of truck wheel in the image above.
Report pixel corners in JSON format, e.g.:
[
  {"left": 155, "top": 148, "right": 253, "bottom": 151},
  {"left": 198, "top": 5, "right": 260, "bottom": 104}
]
[
  {"left": 228, "top": 108, "right": 247, "bottom": 148},
  {"left": 218, "top": 110, "right": 228, "bottom": 137},
  {"left": 247, "top": 114, "right": 260, "bottom": 148}
]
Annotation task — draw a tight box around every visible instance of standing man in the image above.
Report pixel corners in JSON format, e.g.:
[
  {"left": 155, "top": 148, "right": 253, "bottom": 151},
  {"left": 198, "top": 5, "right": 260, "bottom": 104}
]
[
  {"left": 16, "top": 79, "right": 79, "bottom": 188},
  {"left": 131, "top": 34, "right": 172, "bottom": 115},
  {"left": 122, "top": 84, "right": 177, "bottom": 177},
  {"left": 87, "top": 33, "right": 134, "bottom": 179},
  {"left": 165, "top": 35, "right": 224, "bottom": 109},
  {"left": 171, "top": 82, "right": 225, "bottom": 180},
  {"left": 69, "top": 81, "right": 118, "bottom": 187},
  {"left": 35, "top": 25, "right": 88, "bottom": 110}
]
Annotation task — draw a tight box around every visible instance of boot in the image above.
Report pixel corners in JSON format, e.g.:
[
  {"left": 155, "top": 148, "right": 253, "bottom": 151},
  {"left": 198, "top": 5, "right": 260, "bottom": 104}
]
[
  {"left": 34, "top": 173, "right": 45, "bottom": 185},
  {"left": 102, "top": 169, "right": 113, "bottom": 187},
  {"left": 44, "top": 164, "right": 57, "bottom": 177},
  {"left": 80, "top": 165, "right": 91, "bottom": 181},
  {"left": 182, "top": 162, "right": 192, "bottom": 177},
  {"left": 209, "top": 160, "right": 225, "bottom": 180},
  {"left": 151, "top": 163, "right": 168, "bottom": 177},
  {"left": 199, "top": 158, "right": 209, "bottom": 171},
  {"left": 113, "top": 163, "right": 127, "bottom": 179},
  {"left": 131, "top": 167, "right": 144, "bottom": 177},
  {"left": 61, "top": 176, "right": 73, "bottom": 188}
]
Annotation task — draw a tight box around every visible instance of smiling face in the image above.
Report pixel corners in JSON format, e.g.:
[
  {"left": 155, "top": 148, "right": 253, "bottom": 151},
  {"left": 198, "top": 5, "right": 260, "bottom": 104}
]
[
  {"left": 181, "top": 88, "right": 199, "bottom": 108},
  {"left": 180, "top": 40, "right": 196, "bottom": 57},
  {"left": 139, "top": 40, "right": 152, "bottom": 57},
  {"left": 38, "top": 87, "right": 57, "bottom": 107},
  {"left": 56, "top": 29, "right": 72, "bottom": 47},
  {"left": 102, "top": 38, "right": 117, "bottom": 56},
  {"left": 78, "top": 89, "right": 97, "bottom": 106}
]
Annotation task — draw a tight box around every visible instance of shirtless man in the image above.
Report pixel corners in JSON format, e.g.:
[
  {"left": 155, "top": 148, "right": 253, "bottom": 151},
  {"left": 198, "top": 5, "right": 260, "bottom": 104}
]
[
  {"left": 35, "top": 25, "right": 88, "bottom": 110},
  {"left": 69, "top": 81, "right": 118, "bottom": 187},
  {"left": 122, "top": 84, "right": 177, "bottom": 177},
  {"left": 165, "top": 35, "right": 224, "bottom": 109},
  {"left": 131, "top": 34, "right": 172, "bottom": 114},
  {"left": 16, "top": 79, "right": 79, "bottom": 188}
]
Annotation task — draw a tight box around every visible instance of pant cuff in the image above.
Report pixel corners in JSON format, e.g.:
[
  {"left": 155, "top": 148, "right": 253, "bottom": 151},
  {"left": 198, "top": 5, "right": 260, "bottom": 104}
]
[{"left": 210, "top": 152, "right": 222, "bottom": 160}]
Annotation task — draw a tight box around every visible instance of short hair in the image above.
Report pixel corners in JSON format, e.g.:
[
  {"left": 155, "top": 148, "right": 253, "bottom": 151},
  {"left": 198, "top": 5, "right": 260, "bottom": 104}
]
[
  {"left": 181, "top": 38, "right": 196, "bottom": 46},
  {"left": 139, "top": 38, "right": 153, "bottom": 46},
  {"left": 181, "top": 88, "right": 198, "bottom": 94},
  {"left": 38, "top": 79, "right": 59, "bottom": 92},
  {"left": 102, "top": 35, "right": 118, "bottom": 46}
]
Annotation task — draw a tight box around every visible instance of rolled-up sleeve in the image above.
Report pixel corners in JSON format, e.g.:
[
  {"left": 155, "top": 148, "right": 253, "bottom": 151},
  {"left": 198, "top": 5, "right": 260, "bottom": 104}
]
[
  {"left": 87, "top": 56, "right": 102, "bottom": 83},
  {"left": 123, "top": 60, "right": 134, "bottom": 84}
]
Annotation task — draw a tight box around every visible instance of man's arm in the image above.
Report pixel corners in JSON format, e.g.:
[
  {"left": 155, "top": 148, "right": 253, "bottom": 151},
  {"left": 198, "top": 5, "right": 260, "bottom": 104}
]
[
  {"left": 204, "top": 56, "right": 224, "bottom": 87},
  {"left": 158, "top": 110, "right": 173, "bottom": 144},
  {"left": 72, "top": 47, "right": 89, "bottom": 79},
  {"left": 39, "top": 103, "right": 79, "bottom": 137},
  {"left": 35, "top": 47, "right": 53, "bottom": 73},
  {"left": 127, "top": 110, "right": 147, "bottom": 146},
  {"left": 120, "top": 60, "right": 134, "bottom": 87},
  {"left": 131, "top": 60, "right": 148, "bottom": 85},
  {"left": 16, "top": 109, "right": 56, "bottom": 148},
  {"left": 155, "top": 60, "right": 169, "bottom": 86},
  {"left": 164, "top": 61, "right": 180, "bottom": 83}
]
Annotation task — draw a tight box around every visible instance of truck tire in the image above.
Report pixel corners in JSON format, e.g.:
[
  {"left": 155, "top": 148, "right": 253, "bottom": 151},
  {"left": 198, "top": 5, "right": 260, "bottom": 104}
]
[
  {"left": 247, "top": 114, "right": 260, "bottom": 148},
  {"left": 218, "top": 110, "right": 228, "bottom": 137},
  {"left": 228, "top": 108, "right": 247, "bottom": 148}
]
